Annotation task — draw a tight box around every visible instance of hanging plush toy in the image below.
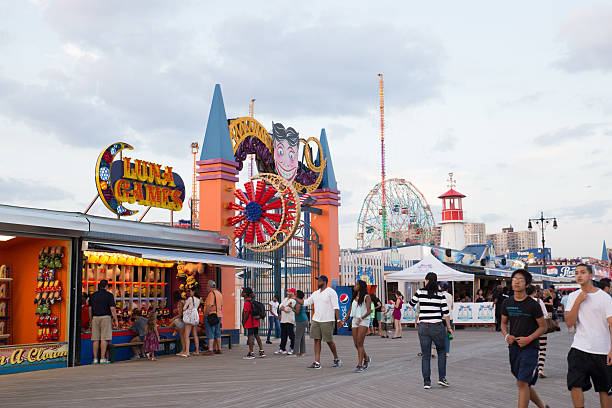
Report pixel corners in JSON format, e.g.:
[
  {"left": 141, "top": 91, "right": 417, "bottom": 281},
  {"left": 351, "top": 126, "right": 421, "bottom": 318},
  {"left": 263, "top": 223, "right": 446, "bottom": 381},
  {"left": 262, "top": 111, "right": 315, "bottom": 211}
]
[
  {"left": 146, "top": 268, "right": 155, "bottom": 282},
  {"left": 112, "top": 265, "right": 122, "bottom": 281},
  {"left": 124, "top": 266, "right": 132, "bottom": 282},
  {"left": 177, "top": 263, "right": 186, "bottom": 278}
]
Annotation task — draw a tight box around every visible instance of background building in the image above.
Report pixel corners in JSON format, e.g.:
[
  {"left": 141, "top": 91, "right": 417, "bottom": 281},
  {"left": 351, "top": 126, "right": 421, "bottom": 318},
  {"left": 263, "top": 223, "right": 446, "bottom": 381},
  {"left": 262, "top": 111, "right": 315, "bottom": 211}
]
[
  {"left": 486, "top": 225, "right": 537, "bottom": 254},
  {"left": 432, "top": 226, "right": 441, "bottom": 246},
  {"left": 464, "top": 222, "right": 486, "bottom": 245}
]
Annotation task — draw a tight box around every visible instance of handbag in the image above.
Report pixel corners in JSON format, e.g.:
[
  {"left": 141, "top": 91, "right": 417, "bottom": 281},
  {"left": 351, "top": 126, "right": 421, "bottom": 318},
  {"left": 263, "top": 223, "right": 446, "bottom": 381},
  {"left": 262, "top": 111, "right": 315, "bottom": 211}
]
[
  {"left": 183, "top": 297, "right": 199, "bottom": 325},
  {"left": 544, "top": 317, "right": 555, "bottom": 334},
  {"left": 206, "top": 290, "right": 220, "bottom": 326},
  {"left": 539, "top": 299, "right": 555, "bottom": 334}
]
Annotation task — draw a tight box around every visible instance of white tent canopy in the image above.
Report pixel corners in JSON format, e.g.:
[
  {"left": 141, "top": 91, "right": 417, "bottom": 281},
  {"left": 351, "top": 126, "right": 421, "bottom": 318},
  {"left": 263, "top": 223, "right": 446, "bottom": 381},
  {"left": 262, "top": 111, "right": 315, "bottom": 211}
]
[{"left": 386, "top": 254, "right": 474, "bottom": 283}]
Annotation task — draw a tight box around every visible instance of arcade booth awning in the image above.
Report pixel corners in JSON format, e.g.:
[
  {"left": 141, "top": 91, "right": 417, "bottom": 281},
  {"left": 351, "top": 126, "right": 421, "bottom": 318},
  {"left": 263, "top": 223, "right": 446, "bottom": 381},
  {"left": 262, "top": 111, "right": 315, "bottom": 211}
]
[
  {"left": 386, "top": 254, "right": 474, "bottom": 283},
  {"left": 88, "top": 243, "right": 271, "bottom": 269}
]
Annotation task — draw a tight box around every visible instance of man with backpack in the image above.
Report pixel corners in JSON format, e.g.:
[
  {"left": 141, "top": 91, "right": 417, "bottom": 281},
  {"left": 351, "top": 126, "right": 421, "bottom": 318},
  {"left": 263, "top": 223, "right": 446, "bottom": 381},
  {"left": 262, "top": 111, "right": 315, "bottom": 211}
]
[{"left": 242, "top": 287, "right": 266, "bottom": 359}]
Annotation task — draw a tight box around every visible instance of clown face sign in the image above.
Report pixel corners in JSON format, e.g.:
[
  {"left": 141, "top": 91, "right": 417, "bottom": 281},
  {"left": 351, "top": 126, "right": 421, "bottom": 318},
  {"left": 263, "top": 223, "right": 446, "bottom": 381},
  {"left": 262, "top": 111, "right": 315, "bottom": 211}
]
[{"left": 272, "top": 122, "right": 299, "bottom": 183}]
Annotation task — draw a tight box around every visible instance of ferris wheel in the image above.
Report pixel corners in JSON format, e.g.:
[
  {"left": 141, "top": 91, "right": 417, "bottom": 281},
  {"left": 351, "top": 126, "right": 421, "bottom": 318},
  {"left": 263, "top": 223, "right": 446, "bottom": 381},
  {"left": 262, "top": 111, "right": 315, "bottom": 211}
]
[{"left": 356, "top": 178, "right": 436, "bottom": 248}]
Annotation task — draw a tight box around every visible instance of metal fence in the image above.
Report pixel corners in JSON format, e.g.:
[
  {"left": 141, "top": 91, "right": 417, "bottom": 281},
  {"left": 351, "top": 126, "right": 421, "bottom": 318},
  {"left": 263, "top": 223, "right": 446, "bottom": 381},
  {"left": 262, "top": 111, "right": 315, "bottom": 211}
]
[{"left": 239, "top": 217, "right": 319, "bottom": 335}]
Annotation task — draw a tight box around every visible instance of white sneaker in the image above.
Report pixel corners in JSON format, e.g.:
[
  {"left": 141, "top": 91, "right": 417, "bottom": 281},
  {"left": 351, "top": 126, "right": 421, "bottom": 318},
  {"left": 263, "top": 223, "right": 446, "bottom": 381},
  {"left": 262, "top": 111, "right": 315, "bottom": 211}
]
[
  {"left": 287, "top": 349, "right": 294, "bottom": 355},
  {"left": 100, "top": 358, "right": 109, "bottom": 364},
  {"left": 274, "top": 349, "right": 283, "bottom": 355},
  {"left": 92, "top": 359, "right": 99, "bottom": 365}
]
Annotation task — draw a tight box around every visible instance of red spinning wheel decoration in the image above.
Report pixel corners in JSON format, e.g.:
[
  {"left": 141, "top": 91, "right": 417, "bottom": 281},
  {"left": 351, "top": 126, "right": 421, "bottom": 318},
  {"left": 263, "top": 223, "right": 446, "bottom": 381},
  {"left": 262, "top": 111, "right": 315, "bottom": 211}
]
[{"left": 227, "top": 173, "right": 301, "bottom": 252}]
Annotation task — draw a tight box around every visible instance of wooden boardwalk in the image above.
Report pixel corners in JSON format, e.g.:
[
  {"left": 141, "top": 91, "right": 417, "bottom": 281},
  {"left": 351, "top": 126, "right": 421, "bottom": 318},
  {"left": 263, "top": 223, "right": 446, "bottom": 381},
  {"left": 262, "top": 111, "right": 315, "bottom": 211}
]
[{"left": 0, "top": 327, "right": 602, "bottom": 408}]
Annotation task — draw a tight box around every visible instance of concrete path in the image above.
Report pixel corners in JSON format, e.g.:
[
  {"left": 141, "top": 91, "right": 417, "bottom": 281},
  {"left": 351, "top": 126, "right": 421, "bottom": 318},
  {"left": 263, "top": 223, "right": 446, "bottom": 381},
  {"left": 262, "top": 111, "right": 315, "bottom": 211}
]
[{"left": 0, "top": 327, "right": 603, "bottom": 408}]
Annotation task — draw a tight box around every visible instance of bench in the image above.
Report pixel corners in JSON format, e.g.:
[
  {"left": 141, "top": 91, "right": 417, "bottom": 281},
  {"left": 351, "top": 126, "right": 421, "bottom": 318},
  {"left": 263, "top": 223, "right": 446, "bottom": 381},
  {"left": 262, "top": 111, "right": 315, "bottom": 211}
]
[
  {"left": 107, "top": 334, "right": 232, "bottom": 362},
  {"left": 108, "top": 337, "right": 179, "bottom": 362}
]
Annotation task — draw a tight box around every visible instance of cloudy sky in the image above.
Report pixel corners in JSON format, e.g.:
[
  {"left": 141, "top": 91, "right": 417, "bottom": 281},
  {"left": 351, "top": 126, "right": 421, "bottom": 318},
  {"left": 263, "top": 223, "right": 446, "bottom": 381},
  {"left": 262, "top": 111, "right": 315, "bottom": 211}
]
[{"left": 0, "top": 1, "right": 610, "bottom": 258}]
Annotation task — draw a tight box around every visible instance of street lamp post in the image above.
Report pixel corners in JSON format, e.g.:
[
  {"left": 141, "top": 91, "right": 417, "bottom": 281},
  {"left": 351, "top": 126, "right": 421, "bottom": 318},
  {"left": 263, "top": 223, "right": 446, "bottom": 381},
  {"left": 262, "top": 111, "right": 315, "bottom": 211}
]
[{"left": 528, "top": 212, "right": 558, "bottom": 276}]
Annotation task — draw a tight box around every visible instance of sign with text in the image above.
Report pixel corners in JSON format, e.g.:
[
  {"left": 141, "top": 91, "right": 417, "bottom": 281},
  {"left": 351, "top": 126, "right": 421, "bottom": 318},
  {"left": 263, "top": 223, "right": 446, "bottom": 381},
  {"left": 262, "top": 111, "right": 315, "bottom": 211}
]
[
  {"left": 336, "top": 286, "right": 352, "bottom": 335},
  {"left": 95, "top": 142, "right": 185, "bottom": 216},
  {"left": 0, "top": 342, "right": 68, "bottom": 373},
  {"left": 453, "top": 302, "right": 494, "bottom": 324},
  {"left": 400, "top": 302, "right": 494, "bottom": 325}
]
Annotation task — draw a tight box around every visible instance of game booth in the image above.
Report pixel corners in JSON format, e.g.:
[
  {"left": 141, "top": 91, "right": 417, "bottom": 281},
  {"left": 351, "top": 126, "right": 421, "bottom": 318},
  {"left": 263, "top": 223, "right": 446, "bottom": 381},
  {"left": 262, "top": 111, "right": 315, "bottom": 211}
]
[
  {"left": 386, "top": 254, "right": 495, "bottom": 327},
  {"left": 0, "top": 204, "right": 267, "bottom": 374}
]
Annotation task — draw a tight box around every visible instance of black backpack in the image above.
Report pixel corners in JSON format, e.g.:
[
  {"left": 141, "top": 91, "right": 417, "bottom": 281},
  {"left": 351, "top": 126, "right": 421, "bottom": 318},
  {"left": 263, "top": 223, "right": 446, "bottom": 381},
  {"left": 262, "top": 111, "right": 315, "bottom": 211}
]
[{"left": 249, "top": 300, "right": 266, "bottom": 320}]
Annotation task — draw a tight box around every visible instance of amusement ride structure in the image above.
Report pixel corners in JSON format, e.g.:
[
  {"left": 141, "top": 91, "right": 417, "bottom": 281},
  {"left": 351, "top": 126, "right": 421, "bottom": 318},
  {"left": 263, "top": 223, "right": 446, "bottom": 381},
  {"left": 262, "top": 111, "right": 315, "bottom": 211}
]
[{"left": 356, "top": 75, "right": 436, "bottom": 248}]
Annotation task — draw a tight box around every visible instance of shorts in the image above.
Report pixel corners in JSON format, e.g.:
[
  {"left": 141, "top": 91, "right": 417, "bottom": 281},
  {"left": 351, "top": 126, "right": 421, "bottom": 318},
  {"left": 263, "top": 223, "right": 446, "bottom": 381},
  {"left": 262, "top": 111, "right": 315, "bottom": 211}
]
[
  {"left": 375, "top": 311, "right": 382, "bottom": 321},
  {"left": 351, "top": 317, "right": 371, "bottom": 328},
  {"left": 204, "top": 318, "right": 222, "bottom": 339},
  {"left": 509, "top": 347, "right": 539, "bottom": 386},
  {"left": 567, "top": 347, "right": 611, "bottom": 393},
  {"left": 91, "top": 315, "right": 112, "bottom": 341},
  {"left": 310, "top": 321, "right": 334, "bottom": 343},
  {"left": 247, "top": 327, "right": 259, "bottom": 336},
  {"left": 174, "top": 318, "right": 185, "bottom": 329}
]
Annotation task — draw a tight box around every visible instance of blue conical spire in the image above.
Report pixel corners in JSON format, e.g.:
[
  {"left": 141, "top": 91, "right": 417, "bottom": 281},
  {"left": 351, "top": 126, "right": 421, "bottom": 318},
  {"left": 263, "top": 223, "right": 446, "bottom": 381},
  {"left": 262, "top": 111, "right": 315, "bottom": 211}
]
[
  {"left": 603, "top": 240, "right": 609, "bottom": 262},
  {"left": 318, "top": 129, "right": 337, "bottom": 190},
  {"left": 200, "top": 84, "right": 234, "bottom": 161}
]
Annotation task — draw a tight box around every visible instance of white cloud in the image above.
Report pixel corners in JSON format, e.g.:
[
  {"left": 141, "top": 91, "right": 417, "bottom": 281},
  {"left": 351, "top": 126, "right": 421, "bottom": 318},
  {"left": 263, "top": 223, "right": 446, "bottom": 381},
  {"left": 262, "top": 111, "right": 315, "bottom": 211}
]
[
  {"left": 533, "top": 122, "right": 610, "bottom": 146},
  {"left": 557, "top": 4, "right": 612, "bottom": 72},
  {"left": 62, "top": 43, "right": 100, "bottom": 60}
]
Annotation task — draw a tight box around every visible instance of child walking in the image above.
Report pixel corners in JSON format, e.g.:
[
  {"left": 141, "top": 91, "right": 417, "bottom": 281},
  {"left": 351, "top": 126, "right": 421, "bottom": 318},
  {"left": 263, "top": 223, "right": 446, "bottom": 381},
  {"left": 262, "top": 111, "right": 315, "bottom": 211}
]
[{"left": 144, "top": 311, "right": 160, "bottom": 361}]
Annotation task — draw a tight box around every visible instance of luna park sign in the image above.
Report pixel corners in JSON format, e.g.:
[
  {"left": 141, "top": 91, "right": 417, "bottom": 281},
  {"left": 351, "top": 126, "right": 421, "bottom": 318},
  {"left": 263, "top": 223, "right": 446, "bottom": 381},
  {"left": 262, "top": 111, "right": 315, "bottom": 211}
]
[{"left": 95, "top": 142, "right": 185, "bottom": 216}]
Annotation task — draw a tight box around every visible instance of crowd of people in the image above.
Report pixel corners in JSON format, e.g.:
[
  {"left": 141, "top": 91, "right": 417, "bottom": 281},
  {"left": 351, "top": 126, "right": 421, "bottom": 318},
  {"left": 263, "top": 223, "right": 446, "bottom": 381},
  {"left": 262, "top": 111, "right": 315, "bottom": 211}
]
[
  {"left": 238, "top": 266, "right": 611, "bottom": 408},
  {"left": 86, "top": 279, "right": 224, "bottom": 363},
  {"left": 86, "top": 263, "right": 612, "bottom": 407}
]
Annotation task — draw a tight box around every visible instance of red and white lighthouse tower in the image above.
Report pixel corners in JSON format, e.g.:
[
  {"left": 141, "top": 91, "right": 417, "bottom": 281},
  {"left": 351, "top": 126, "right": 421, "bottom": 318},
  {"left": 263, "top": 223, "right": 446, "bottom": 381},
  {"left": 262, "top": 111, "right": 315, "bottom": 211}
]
[{"left": 438, "top": 173, "right": 466, "bottom": 250}]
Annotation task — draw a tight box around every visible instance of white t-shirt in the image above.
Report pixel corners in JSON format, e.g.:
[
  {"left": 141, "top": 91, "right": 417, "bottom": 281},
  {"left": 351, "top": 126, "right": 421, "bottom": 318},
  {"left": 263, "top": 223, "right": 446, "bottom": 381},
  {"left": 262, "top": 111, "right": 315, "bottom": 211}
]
[
  {"left": 535, "top": 297, "right": 548, "bottom": 317},
  {"left": 443, "top": 292, "right": 454, "bottom": 314},
  {"left": 279, "top": 298, "right": 296, "bottom": 324},
  {"left": 566, "top": 288, "right": 612, "bottom": 355},
  {"left": 184, "top": 296, "right": 200, "bottom": 311},
  {"left": 304, "top": 287, "right": 339, "bottom": 322},
  {"left": 268, "top": 300, "right": 279, "bottom": 318}
]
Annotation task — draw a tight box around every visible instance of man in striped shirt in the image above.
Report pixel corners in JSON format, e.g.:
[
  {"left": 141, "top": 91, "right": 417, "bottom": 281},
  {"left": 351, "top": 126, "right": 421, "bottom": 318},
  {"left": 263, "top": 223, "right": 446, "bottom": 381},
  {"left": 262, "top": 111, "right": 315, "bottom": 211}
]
[{"left": 409, "top": 272, "right": 453, "bottom": 389}]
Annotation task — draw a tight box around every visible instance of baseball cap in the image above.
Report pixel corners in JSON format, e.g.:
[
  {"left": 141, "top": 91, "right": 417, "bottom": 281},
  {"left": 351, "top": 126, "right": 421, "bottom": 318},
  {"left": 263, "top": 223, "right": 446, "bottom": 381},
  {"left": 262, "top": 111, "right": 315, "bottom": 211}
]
[
  {"left": 287, "top": 288, "right": 296, "bottom": 294},
  {"left": 316, "top": 275, "right": 328, "bottom": 283}
]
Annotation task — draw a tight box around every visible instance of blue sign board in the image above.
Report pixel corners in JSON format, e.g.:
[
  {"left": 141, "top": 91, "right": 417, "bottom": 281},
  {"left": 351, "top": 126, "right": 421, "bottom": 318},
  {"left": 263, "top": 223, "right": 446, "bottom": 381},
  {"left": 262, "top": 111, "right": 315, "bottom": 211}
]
[
  {"left": 336, "top": 285, "right": 352, "bottom": 335},
  {"left": 501, "top": 248, "right": 551, "bottom": 261}
]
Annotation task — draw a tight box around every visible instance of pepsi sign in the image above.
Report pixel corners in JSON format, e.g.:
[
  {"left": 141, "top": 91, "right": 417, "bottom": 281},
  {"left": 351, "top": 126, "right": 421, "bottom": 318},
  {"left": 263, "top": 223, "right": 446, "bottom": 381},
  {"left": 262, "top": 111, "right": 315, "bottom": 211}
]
[{"left": 336, "top": 286, "right": 353, "bottom": 335}]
